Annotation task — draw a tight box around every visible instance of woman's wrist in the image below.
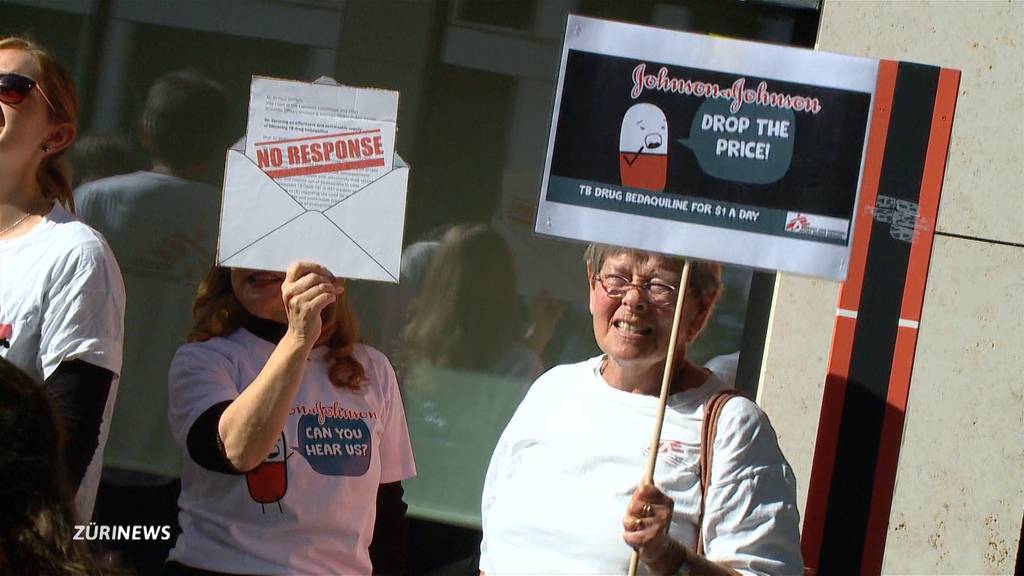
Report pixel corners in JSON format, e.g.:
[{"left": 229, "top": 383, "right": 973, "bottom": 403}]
[
  {"left": 282, "top": 326, "right": 318, "bottom": 352},
  {"left": 640, "top": 534, "right": 691, "bottom": 575}
]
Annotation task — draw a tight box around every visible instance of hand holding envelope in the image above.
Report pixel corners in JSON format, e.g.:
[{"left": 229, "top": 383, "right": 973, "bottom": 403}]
[{"left": 217, "top": 76, "right": 409, "bottom": 283}]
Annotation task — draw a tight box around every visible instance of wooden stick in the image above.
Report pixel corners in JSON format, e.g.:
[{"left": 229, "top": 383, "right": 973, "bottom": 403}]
[{"left": 628, "top": 259, "right": 691, "bottom": 576}]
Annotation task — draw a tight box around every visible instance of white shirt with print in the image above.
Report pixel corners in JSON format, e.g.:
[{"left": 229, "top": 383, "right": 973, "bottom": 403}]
[
  {"left": 0, "top": 203, "right": 125, "bottom": 522},
  {"left": 479, "top": 356, "right": 802, "bottom": 575},
  {"left": 167, "top": 329, "right": 416, "bottom": 575}
]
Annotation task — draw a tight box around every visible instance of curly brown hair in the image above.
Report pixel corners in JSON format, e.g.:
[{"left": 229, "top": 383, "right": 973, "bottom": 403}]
[{"left": 189, "top": 266, "right": 365, "bottom": 390}]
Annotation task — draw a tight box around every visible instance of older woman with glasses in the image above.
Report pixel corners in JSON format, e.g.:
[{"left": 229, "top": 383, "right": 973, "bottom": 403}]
[
  {"left": 0, "top": 37, "right": 124, "bottom": 522},
  {"left": 479, "top": 244, "right": 802, "bottom": 575}
]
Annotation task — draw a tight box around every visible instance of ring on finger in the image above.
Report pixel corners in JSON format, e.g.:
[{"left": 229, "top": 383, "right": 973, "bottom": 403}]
[
  {"left": 633, "top": 517, "right": 643, "bottom": 530},
  {"left": 641, "top": 503, "right": 653, "bottom": 517}
]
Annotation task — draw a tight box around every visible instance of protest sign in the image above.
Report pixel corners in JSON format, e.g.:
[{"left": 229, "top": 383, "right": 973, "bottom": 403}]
[
  {"left": 218, "top": 76, "right": 408, "bottom": 282},
  {"left": 536, "top": 16, "right": 878, "bottom": 280}
]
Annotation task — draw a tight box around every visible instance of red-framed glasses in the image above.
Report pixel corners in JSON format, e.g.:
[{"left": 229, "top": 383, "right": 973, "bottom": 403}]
[{"left": 0, "top": 72, "right": 56, "bottom": 112}]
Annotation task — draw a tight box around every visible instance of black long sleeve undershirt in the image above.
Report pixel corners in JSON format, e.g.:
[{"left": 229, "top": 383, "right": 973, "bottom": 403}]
[
  {"left": 186, "top": 399, "right": 241, "bottom": 475},
  {"left": 44, "top": 359, "right": 113, "bottom": 493},
  {"left": 369, "top": 481, "right": 409, "bottom": 575},
  {"left": 184, "top": 315, "right": 285, "bottom": 474}
]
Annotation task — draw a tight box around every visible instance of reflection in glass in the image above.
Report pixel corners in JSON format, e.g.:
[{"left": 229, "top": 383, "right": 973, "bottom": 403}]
[{"left": 397, "top": 223, "right": 556, "bottom": 527}]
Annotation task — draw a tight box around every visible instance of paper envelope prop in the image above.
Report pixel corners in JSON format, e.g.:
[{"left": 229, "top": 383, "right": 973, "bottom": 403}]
[{"left": 217, "top": 77, "right": 408, "bottom": 283}]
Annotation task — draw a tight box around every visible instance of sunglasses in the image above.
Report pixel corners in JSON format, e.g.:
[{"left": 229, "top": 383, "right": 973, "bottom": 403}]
[{"left": 0, "top": 72, "right": 56, "bottom": 112}]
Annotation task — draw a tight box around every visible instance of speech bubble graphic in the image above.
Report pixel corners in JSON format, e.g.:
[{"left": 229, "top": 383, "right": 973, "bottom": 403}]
[
  {"left": 677, "top": 98, "right": 795, "bottom": 185},
  {"left": 296, "top": 414, "right": 371, "bottom": 476}
]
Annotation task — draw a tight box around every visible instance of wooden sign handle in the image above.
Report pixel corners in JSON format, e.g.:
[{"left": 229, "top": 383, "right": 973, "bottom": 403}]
[{"left": 628, "top": 260, "right": 691, "bottom": 576}]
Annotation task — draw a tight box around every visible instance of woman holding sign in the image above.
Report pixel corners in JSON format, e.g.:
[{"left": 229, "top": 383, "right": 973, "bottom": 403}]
[
  {"left": 166, "top": 263, "right": 415, "bottom": 575},
  {"left": 480, "top": 245, "right": 802, "bottom": 575},
  {"left": 0, "top": 37, "right": 125, "bottom": 523}
]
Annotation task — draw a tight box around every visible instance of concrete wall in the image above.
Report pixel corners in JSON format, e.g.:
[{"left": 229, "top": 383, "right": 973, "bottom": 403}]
[{"left": 758, "top": 1, "right": 1023, "bottom": 573}]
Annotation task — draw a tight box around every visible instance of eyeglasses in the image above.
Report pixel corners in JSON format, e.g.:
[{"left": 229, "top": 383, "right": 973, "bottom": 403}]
[
  {"left": 0, "top": 73, "right": 56, "bottom": 112},
  {"left": 592, "top": 273, "right": 679, "bottom": 306}
]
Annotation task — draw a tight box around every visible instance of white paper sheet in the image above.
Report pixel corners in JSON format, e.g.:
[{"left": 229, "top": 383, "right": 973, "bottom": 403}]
[{"left": 218, "top": 76, "right": 408, "bottom": 282}]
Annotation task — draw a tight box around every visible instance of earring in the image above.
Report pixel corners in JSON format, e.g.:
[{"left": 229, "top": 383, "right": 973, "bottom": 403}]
[{"left": 41, "top": 144, "right": 50, "bottom": 153}]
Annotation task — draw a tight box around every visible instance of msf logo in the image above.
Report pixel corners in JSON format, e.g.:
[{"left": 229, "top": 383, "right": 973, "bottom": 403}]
[{"left": 786, "top": 213, "right": 810, "bottom": 232}]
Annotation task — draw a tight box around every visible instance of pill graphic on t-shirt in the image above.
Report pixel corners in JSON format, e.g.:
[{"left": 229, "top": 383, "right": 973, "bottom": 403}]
[{"left": 246, "top": 433, "right": 288, "bottom": 513}]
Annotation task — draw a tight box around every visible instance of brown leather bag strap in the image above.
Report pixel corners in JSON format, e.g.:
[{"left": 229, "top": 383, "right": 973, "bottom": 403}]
[
  {"left": 695, "top": 390, "right": 745, "bottom": 556},
  {"left": 694, "top": 390, "right": 815, "bottom": 575}
]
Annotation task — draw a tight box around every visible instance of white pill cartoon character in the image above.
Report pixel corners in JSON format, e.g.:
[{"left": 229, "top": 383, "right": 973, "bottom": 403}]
[
  {"left": 619, "top": 103, "right": 668, "bottom": 192},
  {"left": 245, "top": 433, "right": 289, "bottom": 513}
]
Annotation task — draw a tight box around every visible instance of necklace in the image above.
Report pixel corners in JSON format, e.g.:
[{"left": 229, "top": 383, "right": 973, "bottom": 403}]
[{"left": 0, "top": 212, "right": 30, "bottom": 236}]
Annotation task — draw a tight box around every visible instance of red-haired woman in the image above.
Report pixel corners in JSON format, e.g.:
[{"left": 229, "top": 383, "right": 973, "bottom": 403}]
[
  {"left": 0, "top": 37, "right": 125, "bottom": 522},
  {"left": 167, "top": 262, "right": 415, "bottom": 575}
]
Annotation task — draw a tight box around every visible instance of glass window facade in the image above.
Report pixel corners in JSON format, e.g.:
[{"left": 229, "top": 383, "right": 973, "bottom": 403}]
[{"left": 2, "top": 0, "right": 819, "bottom": 570}]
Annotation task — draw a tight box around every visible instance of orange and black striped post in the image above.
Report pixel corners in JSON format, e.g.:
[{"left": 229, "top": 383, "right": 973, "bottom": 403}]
[{"left": 800, "top": 60, "right": 960, "bottom": 575}]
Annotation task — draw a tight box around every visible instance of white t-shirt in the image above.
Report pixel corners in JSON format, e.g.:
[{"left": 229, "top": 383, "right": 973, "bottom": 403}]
[
  {"left": 76, "top": 171, "right": 221, "bottom": 479},
  {"left": 167, "top": 329, "right": 417, "bottom": 575},
  {"left": 705, "top": 351, "right": 740, "bottom": 388},
  {"left": 0, "top": 203, "right": 125, "bottom": 521},
  {"left": 480, "top": 356, "right": 802, "bottom": 575}
]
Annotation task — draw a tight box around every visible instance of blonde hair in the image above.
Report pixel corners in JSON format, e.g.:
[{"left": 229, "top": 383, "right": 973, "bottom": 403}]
[
  {"left": 189, "top": 267, "right": 365, "bottom": 390},
  {"left": 584, "top": 243, "right": 722, "bottom": 301},
  {"left": 0, "top": 37, "right": 79, "bottom": 212}
]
